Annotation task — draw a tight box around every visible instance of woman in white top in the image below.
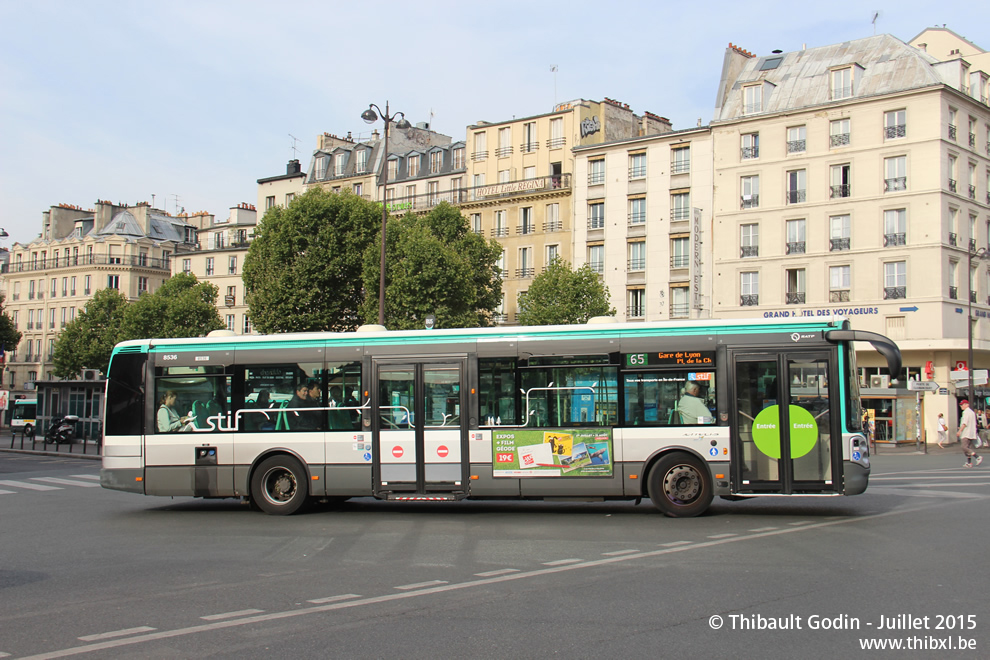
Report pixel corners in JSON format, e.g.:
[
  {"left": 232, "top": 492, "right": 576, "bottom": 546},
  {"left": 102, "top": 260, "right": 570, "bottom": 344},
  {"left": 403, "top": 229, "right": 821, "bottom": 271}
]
[{"left": 157, "top": 391, "right": 191, "bottom": 432}]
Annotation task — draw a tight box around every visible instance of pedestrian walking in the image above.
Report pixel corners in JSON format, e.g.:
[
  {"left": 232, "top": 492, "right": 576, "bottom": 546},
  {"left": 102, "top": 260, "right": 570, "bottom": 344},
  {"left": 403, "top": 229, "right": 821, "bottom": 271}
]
[
  {"left": 936, "top": 412, "right": 948, "bottom": 449},
  {"left": 956, "top": 399, "right": 983, "bottom": 468}
]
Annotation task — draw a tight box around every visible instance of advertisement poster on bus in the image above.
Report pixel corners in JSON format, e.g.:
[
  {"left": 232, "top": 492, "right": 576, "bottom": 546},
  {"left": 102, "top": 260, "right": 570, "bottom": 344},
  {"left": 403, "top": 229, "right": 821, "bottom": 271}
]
[{"left": 492, "top": 428, "right": 613, "bottom": 477}]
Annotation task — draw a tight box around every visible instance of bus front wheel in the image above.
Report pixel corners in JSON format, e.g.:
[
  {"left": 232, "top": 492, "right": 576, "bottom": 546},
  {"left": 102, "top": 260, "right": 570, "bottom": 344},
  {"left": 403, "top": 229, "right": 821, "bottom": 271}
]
[
  {"left": 24, "top": 424, "right": 34, "bottom": 438},
  {"left": 251, "top": 455, "right": 309, "bottom": 515},
  {"left": 647, "top": 453, "right": 713, "bottom": 518}
]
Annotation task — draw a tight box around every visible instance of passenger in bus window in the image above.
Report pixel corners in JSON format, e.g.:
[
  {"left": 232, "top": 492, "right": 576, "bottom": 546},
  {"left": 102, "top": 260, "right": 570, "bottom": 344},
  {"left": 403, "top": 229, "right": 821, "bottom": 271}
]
[
  {"left": 678, "top": 381, "right": 713, "bottom": 425},
  {"left": 157, "top": 391, "right": 192, "bottom": 433},
  {"left": 288, "top": 382, "right": 317, "bottom": 430}
]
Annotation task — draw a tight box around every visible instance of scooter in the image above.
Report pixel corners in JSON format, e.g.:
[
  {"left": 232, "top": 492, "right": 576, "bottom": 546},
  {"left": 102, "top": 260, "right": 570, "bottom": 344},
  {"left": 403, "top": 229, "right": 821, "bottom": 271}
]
[{"left": 45, "top": 415, "right": 79, "bottom": 445}]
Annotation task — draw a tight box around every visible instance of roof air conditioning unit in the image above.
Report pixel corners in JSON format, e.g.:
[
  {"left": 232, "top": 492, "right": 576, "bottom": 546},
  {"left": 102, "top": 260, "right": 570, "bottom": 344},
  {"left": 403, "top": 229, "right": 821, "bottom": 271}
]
[
  {"left": 82, "top": 369, "right": 99, "bottom": 381},
  {"left": 869, "top": 375, "right": 884, "bottom": 389}
]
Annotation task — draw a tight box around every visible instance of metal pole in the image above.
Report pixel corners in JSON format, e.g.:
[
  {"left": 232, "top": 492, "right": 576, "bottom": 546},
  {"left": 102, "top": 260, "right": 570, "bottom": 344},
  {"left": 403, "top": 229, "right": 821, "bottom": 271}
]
[
  {"left": 969, "top": 249, "right": 975, "bottom": 405},
  {"left": 378, "top": 101, "right": 390, "bottom": 327}
]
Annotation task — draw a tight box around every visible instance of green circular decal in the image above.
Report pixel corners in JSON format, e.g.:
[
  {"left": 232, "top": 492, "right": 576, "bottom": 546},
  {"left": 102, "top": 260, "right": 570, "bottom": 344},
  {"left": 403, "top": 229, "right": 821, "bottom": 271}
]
[{"left": 751, "top": 405, "right": 819, "bottom": 459}]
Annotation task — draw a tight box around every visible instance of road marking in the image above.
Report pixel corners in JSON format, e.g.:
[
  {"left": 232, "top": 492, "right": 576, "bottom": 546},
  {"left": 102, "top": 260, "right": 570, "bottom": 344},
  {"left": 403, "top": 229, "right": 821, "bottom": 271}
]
[
  {"left": 306, "top": 594, "right": 361, "bottom": 604},
  {"left": 707, "top": 533, "right": 737, "bottom": 539},
  {"left": 200, "top": 609, "right": 264, "bottom": 621},
  {"left": 542, "top": 558, "right": 581, "bottom": 566},
  {"left": 871, "top": 475, "right": 990, "bottom": 481},
  {"left": 0, "top": 490, "right": 16, "bottom": 495},
  {"left": 395, "top": 580, "right": 448, "bottom": 591},
  {"left": 601, "top": 549, "right": 640, "bottom": 556},
  {"left": 659, "top": 540, "right": 692, "bottom": 547},
  {"left": 474, "top": 569, "right": 520, "bottom": 577},
  {"left": 788, "top": 521, "right": 813, "bottom": 526},
  {"left": 748, "top": 526, "right": 778, "bottom": 532},
  {"left": 16, "top": 498, "right": 980, "bottom": 660},
  {"left": 69, "top": 474, "right": 101, "bottom": 481},
  {"left": 0, "top": 480, "right": 61, "bottom": 491},
  {"left": 0, "top": 651, "right": 11, "bottom": 658},
  {"left": 30, "top": 477, "right": 101, "bottom": 488},
  {"left": 868, "top": 486, "right": 985, "bottom": 499},
  {"left": 78, "top": 627, "right": 156, "bottom": 642}
]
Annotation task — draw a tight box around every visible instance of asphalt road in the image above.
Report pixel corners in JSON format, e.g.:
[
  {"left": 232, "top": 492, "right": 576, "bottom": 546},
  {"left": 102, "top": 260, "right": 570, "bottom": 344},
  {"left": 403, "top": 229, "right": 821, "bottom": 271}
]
[{"left": 0, "top": 448, "right": 987, "bottom": 659}]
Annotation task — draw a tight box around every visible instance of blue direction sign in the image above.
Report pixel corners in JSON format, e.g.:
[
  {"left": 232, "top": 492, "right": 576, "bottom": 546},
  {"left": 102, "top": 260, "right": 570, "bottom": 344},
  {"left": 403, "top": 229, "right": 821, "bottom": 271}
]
[{"left": 899, "top": 306, "right": 919, "bottom": 312}]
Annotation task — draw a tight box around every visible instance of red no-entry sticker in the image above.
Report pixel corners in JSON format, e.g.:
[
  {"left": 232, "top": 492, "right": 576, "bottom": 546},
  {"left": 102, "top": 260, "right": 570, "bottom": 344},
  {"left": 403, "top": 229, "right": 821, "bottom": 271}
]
[
  {"left": 392, "top": 446, "right": 404, "bottom": 458},
  {"left": 437, "top": 445, "right": 449, "bottom": 458}
]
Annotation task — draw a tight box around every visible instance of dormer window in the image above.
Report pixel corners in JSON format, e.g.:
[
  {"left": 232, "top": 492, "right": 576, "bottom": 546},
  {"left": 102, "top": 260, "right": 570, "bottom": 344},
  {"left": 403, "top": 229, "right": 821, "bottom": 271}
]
[
  {"left": 408, "top": 155, "right": 420, "bottom": 177},
  {"left": 355, "top": 149, "right": 368, "bottom": 172},
  {"left": 831, "top": 67, "right": 853, "bottom": 100},
  {"left": 315, "top": 155, "right": 329, "bottom": 180},
  {"left": 743, "top": 85, "right": 762, "bottom": 114},
  {"left": 334, "top": 153, "right": 346, "bottom": 176},
  {"left": 430, "top": 150, "right": 443, "bottom": 174},
  {"left": 387, "top": 158, "right": 398, "bottom": 181}
]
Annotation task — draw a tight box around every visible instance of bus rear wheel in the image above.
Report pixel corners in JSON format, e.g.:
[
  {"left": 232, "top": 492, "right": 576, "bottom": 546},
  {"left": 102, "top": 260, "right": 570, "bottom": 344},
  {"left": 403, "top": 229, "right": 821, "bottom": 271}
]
[
  {"left": 647, "top": 453, "right": 713, "bottom": 518},
  {"left": 251, "top": 456, "right": 309, "bottom": 515}
]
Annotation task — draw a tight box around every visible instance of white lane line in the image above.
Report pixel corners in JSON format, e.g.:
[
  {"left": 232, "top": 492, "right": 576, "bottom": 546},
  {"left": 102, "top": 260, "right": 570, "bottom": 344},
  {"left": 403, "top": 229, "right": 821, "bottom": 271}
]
[
  {"left": 78, "top": 627, "right": 156, "bottom": 642},
  {"left": 0, "top": 651, "right": 11, "bottom": 658},
  {"left": 788, "top": 521, "right": 813, "bottom": 526},
  {"left": 659, "top": 540, "right": 692, "bottom": 547},
  {"left": 17, "top": 498, "right": 971, "bottom": 660},
  {"left": 0, "top": 490, "right": 16, "bottom": 495},
  {"left": 474, "top": 569, "right": 520, "bottom": 577},
  {"left": 69, "top": 474, "right": 101, "bottom": 481},
  {"left": 542, "top": 559, "right": 581, "bottom": 566},
  {"left": 869, "top": 486, "right": 986, "bottom": 499},
  {"left": 601, "top": 549, "right": 640, "bottom": 556},
  {"left": 395, "top": 580, "right": 448, "bottom": 591},
  {"left": 707, "top": 533, "right": 737, "bottom": 539},
  {"left": 871, "top": 475, "right": 990, "bottom": 481},
  {"left": 30, "top": 477, "right": 101, "bottom": 488},
  {"left": 748, "top": 526, "right": 778, "bottom": 532},
  {"left": 0, "top": 480, "right": 62, "bottom": 491},
  {"left": 200, "top": 609, "right": 264, "bottom": 621},
  {"left": 306, "top": 594, "right": 361, "bottom": 604}
]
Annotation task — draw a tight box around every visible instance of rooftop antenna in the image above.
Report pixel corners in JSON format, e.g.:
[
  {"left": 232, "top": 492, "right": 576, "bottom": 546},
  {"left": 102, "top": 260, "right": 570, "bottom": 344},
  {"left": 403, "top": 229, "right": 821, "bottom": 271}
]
[
  {"left": 170, "top": 194, "right": 181, "bottom": 216},
  {"left": 871, "top": 10, "right": 882, "bottom": 35},
  {"left": 288, "top": 134, "right": 300, "bottom": 159},
  {"left": 550, "top": 65, "right": 558, "bottom": 107}
]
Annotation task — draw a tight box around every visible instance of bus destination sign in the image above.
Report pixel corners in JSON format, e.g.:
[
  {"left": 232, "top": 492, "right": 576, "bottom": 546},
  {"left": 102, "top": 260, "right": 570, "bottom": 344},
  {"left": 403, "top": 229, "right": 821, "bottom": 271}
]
[{"left": 626, "top": 351, "right": 715, "bottom": 367}]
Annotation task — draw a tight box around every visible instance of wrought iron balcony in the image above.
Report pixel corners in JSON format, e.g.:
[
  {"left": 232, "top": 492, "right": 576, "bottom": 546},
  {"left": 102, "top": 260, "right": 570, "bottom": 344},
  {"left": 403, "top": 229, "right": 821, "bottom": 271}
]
[
  {"left": 515, "top": 268, "right": 534, "bottom": 278},
  {"left": 516, "top": 224, "right": 535, "bottom": 235},
  {"left": 786, "top": 140, "right": 805, "bottom": 153},
  {"left": 492, "top": 227, "right": 509, "bottom": 237},
  {"left": 587, "top": 218, "right": 605, "bottom": 230},
  {"left": 949, "top": 285, "right": 958, "bottom": 299},
  {"left": 519, "top": 142, "right": 539, "bottom": 153},
  {"left": 830, "top": 133, "right": 850, "bottom": 147},
  {"left": 971, "top": 238, "right": 978, "bottom": 251},
  {"left": 885, "top": 124, "right": 906, "bottom": 139},
  {"left": 7, "top": 254, "right": 171, "bottom": 273},
  {"left": 948, "top": 124, "right": 957, "bottom": 140},
  {"left": 543, "top": 220, "right": 563, "bottom": 232},
  {"left": 830, "top": 184, "right": 850, "bottom": 198},
  {"left": 829, "top": 290, "right": 850, "bottom": 303},
  {"left": 829, "top": 237, "right": 850, "bottom": 251},
  {"left": 740, "top": 194, "right": 759, "bottom": 209},
  {"left": 588, "top": 262, "right": 604, "bottom": 274},
  {"left": 224, "top": 295, "right": 236, "bottom": 306},
  {"left": 670, "top": 255, "right": 690, "bottom": 268},
  {"left": 740, "top": 146, "right": 759, "bottom": 159},
  {"left": 969, "top": 185, "right": 976, "bottom": 200},
  {"left": 671, "top": 207, "right": 691, "bottom": 220},
  {"left": 740, "top": 245, "right": 759, "bottom": 258},
  {"left": 884, "top": 177, "right": 907, "bottom": 192},
  {"left": 627, "top": 212, "right": 646, "bottom": 225},
  {"left": 883, "top": 286, "right": 906, "bottom": 300},
  {"left": 546, "top": 137, "right": 567, "bottom": 149},
  {"left": 949, "top": 232, "right": 958, "bottom": 247},
  {"left": 671, "top": 161, "right": 690, "bottom": 174},
  {"left": 969, "top": 133, "right": 976, "bottom": 148},
  {"left": 949, "top": 179, "right": 957, "bottom": 193},
  {"left": 972, "top": 290, "right": 979, "bottom": 303},
  {"left": 628, "top": 258, "right": 646, "bottom": 271},
  {"left": 883, "top": 233, "right": 906, "bottom": 247},
  {"left": 740, "top": 294, "right": 759, "bottom": 306},
  {"left": 670, "top": 303, "right": 690, "bottom": 318},
  {"left": 627, "top": 304, "right": 645, "bottom": 318},
  {"left": 785, "top": 292, "right": 806, "bottom": 305},
  {"left": 588, "top": 172, "right": 605, "bottom": 185},
  {"left": 785, "top": 241, "right": 806, "bottom": 255},
  {"left": 628, "top": 165, "right": 647, "bottom": 179},
  {"left": 495, "top": 146, "right": 513, "bottom": 158}
]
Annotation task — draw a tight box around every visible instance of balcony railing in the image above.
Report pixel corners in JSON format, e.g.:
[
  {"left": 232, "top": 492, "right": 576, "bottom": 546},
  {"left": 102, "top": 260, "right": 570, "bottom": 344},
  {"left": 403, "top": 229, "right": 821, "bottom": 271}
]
[
  {"left": 628, "top": 212, "right": 646, "bottom": 225},
  {"left": 543, "top": 220, "right": 563, "bottom": 232},
  {"left": 950, "top": 285, "right": 958, "bottom": 299},
  {"left": 471, "top": 151, "right": 488, "bottom": 161},
  {"left": 628, "top": 258, "right": 646, "bottom": 271},
  {"left": 883, "top": 233, "right": 906, "bottom": 247},
  {"left": 971, "top": 238, "right": 978, "bottom": 251},
  {"left": 387, "top": 174, "right": 571, "bottom": 214},
  {"left": 883, "top": 286, "right": 907, "bottom": 300},
  {"left": 588, "top": 262, "right": 604, "bottom": 274},
  {"left": 740, "top": 245, "right": 759, "bottom": 258},
  {"left": 520, "top": 142, "right": 539, "bottom": 153},
  {"left": 972, "top": 290, "right": 978, "bottom": 303},
  {"left": 517, "top": 224, "right": 535, "bottom": 235},
  {"left": 670, "top": 255, "right": 690, "bottom": 268},
  {"left": 885, "top": 124, "right": 906, "bottom": 139},
  {"left": 628, "top": 165, "right": 647, "bottom": 179},
  {"left": 491, "top": 227, "right": 509, "bottom": 237},
  {"left": 785, "top": 292, "right": 806, "bottom": 305},
  {"left": 671, "top": 161, "right": 690, "bottom": 174},
  {"left": 949, "top": 232, "right": 958, "bottom": 247},
  {"left": 884, "top": 177, "right": 907, "bottom": 192},
  {"left": 588, "top": 172, "right": 605, "bottom": 185},
  {"left": 547, "top": 137, "right": 566, "bottom": 149},
  {"left": 6, "top": 254, "right": 171, "bottom": 274},
  {"left": 740, "top": 294, "right": 759, "bottom": 306},
  {"left": 741, "top": 146, "right": 759, "bottom": 159},
  {"left": 786, "top": 140, "right": 806, "bottom": 153},
  {"left": 948, "top": 124, "right": 957, "bottom": 140},
  {"left": 970, "top": 133, "right": 976, "bottom": 148},
  {"left": 830, "top": 290, "right": 851, "bottom": 303},
  {"left": 670, "top": 303, "right": 690, "bottom": 318},
  {"left": 671, "top": 207, "right": 691, "bottom": 220},
  {"left": 949, "top": 179, "right": 957, "bottom": 193},
  {"left": 830, "top": 133, "right": 850, "bottom": 147},
  {"left": 969, "top": 185, "right": 976, "bottom": 200},
  {"left": 588, "top": 218, "right": 605, "bottom": 230},
  {"left": 830, "top": 184, "right": 850, "bottom": 198},
  {"left": 785, "top": 241, "right": 806, "bottom": 255},
  {"left": 627, "top": 305, "right": 645, "bottom": 318},
  {"left": 515, "top": 268, "right": 534, "bottom": 278},
  {"left": 495, "top": 146, "right": 513, "bottom": 158},
  {"left": 740, "top": 194, "right": 759, "bottom": 209},
  {"left": 787, "top": 189, "right": 806, "bottom": 204},
  {"left": 830, "top": 237, "right": 850, "bottom": 251}
]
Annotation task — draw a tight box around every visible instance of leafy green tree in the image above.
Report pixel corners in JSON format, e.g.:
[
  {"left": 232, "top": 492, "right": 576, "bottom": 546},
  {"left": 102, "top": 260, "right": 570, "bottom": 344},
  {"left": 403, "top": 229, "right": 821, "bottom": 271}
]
[
  {"left": 0, "top": 293, "right": 22, "bottom": 360},
  {"left": 52, "top": 288, "right": 128, "bottom": 378},
  {"left": 119, "top": 272, "right": 224, "bottom": 340},
  {"left": 360, "top": 202, "right": 503, "bottom": 329},
  {"left": 243, "top": 188, "right": 382, "bottom": 332},
  {"left": 516, "top": 258, "right": 615, "bottom": 325}
]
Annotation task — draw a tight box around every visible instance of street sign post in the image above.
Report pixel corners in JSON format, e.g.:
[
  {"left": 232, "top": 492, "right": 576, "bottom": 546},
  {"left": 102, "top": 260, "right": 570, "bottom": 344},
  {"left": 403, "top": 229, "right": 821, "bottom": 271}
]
[{"left": 907, "top": 381, "right": 939, "bottom": 391}]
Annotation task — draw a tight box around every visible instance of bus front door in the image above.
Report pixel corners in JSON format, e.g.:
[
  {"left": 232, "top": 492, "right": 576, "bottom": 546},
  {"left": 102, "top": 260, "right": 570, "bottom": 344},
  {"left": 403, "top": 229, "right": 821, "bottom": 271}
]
[
  {"left": 373, "top": 359, "right": 468, "bottom": 500},
  {"left": 730, "top": 351, "right": 839, "bottom": 495}
]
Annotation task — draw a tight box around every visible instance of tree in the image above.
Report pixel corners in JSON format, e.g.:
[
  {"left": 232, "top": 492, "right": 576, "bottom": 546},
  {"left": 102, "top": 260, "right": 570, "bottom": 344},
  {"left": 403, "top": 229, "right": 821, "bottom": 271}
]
[
  {"left": 119, "top": 272, "right": 224, "bottom": 340},
  {"left": 516, "top": 258, "right": 615, "bottom": 325},
  {"left": 360, "top": 202, "right": 503, "bottom": 330},
  {"left": 0, "top": 293, "right": 23, "bottom": 361},
  {"left": 242, "top": 187, "right": 382, "bottom": 333},
  {"left": 52, "top": 288, "right": 128, "bottom": 378}
]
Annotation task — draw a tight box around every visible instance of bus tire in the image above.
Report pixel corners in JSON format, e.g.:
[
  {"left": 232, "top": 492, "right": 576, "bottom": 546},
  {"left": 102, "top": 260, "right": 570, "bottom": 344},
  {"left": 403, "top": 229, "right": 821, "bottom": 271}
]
[
  {"left": 647, "top": 452, "right": 713, "bottom": 518},
  {"left": 24, "top": 424, "right": 34, "bottom": 438},
  {"left": 251, "top": 455, "right": 309, "bottom": 515}
]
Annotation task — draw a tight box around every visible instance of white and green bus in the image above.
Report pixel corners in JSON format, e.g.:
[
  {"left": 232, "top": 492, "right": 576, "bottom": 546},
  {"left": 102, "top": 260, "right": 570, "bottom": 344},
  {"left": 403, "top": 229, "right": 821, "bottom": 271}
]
[{"left": 100, "top": 317, "right": 900, "bottom": 516}]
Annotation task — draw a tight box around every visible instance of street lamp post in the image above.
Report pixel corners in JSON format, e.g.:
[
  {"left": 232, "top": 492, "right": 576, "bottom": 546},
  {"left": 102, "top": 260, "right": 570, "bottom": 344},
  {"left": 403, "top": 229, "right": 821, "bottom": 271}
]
[
  {"left": 966, "top": 247, "right": 990, "bottom": 403},
  {"left": 361, "top": 101, "right": 411, "bottom": 327}
]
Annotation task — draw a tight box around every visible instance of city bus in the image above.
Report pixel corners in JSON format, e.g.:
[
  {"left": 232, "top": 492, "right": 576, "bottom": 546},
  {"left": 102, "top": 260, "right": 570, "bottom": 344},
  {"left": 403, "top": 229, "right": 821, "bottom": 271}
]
[
  {"left": 99, "top": 316, "right": 901, "bottom": 517},
  {"left": 12, "top": 398, "right": 38, "bottom": 436}
]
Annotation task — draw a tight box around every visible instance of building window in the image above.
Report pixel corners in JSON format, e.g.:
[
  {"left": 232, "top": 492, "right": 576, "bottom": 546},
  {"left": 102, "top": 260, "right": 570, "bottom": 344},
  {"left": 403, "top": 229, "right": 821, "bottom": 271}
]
[
  {"left": 473, "top": 132, "right": 488, "bottom": 160},
  {"left": 206, "top": 257, "right": 214, "bottom": 276},
  {"left": 407, "top": 155, "right": 420, "bottom": 177},
  {"left": 884, "top": 109, "right": 906, "bottom": 139},
  {"left": 884, "top": 261, "right": 907, "bottom": 299},
  {"left": 138, "top": 277, "right": 148, "bottom": 295},
  {"left": 830, "top": 164, "right": 851, "bottom": 198},
  {"left": 353, "top": 183, "right": 363, "bottom": 197},
  {"left": 243, "top": 315, "right": 252, "bottom": 334},
  {"left": 741, "top": 175, "right": 760, "bottom": 208},
  {"left": 671, "top": 192, "right": 690, "bottom": 220},
  {"left": 629, "top": 152, "right": 646, "bottom": 178},
  {"left": 629, "top": 198, "right": 646, "bottom": 225},
  {"left": 588, "top": 245, "right": 604, "bottom": 273},
  {"left": 61, "top": 277, "right": 68, "bottom": 296},
  {"left": 743, "top": 85, "right": 762, "bottom": 114},
  {"left": 493, "top": 210, "right": 508, "bottom": 237},
  {"left": 741, "top": 272, "right": 759, "bottom": 306},
  {"left": 548, "top": 118, "right": 564, "bottom": 149},
  {"left": 830, "top": 119, "right": 850, "bottom": 147},
  {"left": 785, "top": 268, "right": 806, "bottom": 305},
  {"left": 387, "top": 159, "right": 398, "bottom": 180},
  {"left": 589, "top": 203, "right": 605, "bottom": 229},
  {"left": 546, "top": 244, "right": 559, "bottom": 265},
  {"left": 741, "top": 133, "right": 759, "bottom": 159},
  {"left": 671, "top": 147, "right": 690, "bottom": 173},
  {"left": 107, "top": 275, "right": 119, "bottom": 290},
  {"left": 786, "top": 169, "right": 806, "bottom": 204},
  {"left": 228, "top": 256, "right": 237, "bottom": 274},
  {"left": 948, "top": 155, "right": 958, "bottom": 192},
  {"left": 471, "top": 213, "right": 483, "bottom": 235},
  {"left": 522, "top": 122, "right": 537, "bottom": 152},
  {"left": 884, "top": 156, "right": 907, "bottom": 192},
  {"left": 829, "top": 215, "right": 851, "bottom": 251},
  {"left": 182, "top": 258, "right": 192, "bottom": 274},
  {"left": 517, "top": 247, "right": 533, "bottom": 278},
  {"left": 786, "top": 126, "right": 806, "bottom": 154},
  {"left": 452, "top": 147, "right": 465, "bottom": 169},
  {"left": 355, "top": 149, "right": 368, "bottom": 172},
  {"left": 740, "top": 223, "right": 759, "bottom": 258},
  {"left": 333, "top": 153, "right": 346, "bottom": 176},
  {"left": 831, "top": 67, "right": 853, "bottom": 100},
  {"left": 830, "top": 266, "right": 851, "bottom": 302},
  {"left": 627, "top": 289, "right": 646, "bottom": 318},
  {"left": 226, "top": 314, "right": 235, "bottom": 332},
  {"left": 430, "top": 151, "right": 443, "bottom": 174},
  {"left": 497, "top": 127, "right": 512, "bottom": 157},
  {"left": 265, "top": 196, "right": 275, "bottom": 209},
  {"left": 50, "top": 278, "right": 57, "bottom": 297},
  {"left": 948, "top": 108, "right": 957, "bottom": 141},
  {"left": 628, "top": 242, "right": 646, "bottom": 271},
  {"left": 84, "top": 275, "right": 91, "bottom": 295},
  {"left": 285, "top": 193, "right": 295, "bottom": 206},
  {"left": 786, "top": 219, "right": 806, "bottom": 254},
  {"left": 498, "top": 169, "right": 511, "bottom": 184},
  {"left": 671, "top": 237, "right": 690, "bottom": 268},
  {"left": 518, "top": 207, "right": 534, "bottom": 235},
  {"left": 589, "top": 159, "right": 605, "bottom": 185},
  {"left": 544, "top": 203, "right": 561, "bottom": 232}
]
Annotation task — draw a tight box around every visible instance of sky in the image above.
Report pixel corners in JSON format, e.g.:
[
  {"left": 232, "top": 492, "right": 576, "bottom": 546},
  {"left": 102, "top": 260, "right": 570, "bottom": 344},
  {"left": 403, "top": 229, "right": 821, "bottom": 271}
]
[{"left": 1, "top": 0, "right": 986, "bottom": 248}]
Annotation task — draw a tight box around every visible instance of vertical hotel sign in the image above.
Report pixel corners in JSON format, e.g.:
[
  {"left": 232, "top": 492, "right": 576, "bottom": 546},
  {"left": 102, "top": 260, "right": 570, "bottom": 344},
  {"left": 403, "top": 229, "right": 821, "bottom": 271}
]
[{"left": 691, "top": 208, "right": 703, "bottom": 310}]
